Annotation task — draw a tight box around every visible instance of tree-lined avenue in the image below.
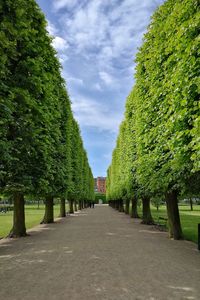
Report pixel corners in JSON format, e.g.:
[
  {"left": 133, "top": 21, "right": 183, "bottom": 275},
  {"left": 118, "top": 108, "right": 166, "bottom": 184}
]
[{"left": 0, "top": 206, "right": 200, "bottom": 300}]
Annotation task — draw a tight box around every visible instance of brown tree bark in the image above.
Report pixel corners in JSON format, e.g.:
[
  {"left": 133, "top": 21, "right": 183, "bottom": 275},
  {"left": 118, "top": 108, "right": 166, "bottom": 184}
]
[
  {"left": 60, "top": 198, "right": 66, "bottom": 217},
  {"left": 166, "top": 191, "right": 183, "bottom": 240},
  {"left": 69, "top": 199, "right": 74, "bottom": 214},
  {"left": 141, "top": 196, "right": 154, "bottom": 224},
  {"left": 41, "top": 196, "right": 54, "bottom": 224},
  {"left": 74, "top": 200, "right": 78, "bottom": 212},
  {"left": 125, "top": 198, "right": 130, "bottom": 214},
  {"left": 119, "top": 199, "right": 124, "bottom": 212},
  {"left": 131, "top": 197, "right": 139, "bottom": 218},
  {"left": 9, "top": 192, "right": 26, "bottom": 237},
  {"left": 78, "top": 200, "right": 82, "bottom": 210},
  {"left": 116, "top": 200, "right": 119, "bottom": 210},
  {"left": 81, "top": 200, "right": 84, "bottom": 209}
]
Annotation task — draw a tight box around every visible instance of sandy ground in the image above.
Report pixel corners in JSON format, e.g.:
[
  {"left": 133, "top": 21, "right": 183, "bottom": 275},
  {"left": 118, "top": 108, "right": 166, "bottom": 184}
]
[{"left": 0, "top": 205, "right": 199, "bottom": 300}]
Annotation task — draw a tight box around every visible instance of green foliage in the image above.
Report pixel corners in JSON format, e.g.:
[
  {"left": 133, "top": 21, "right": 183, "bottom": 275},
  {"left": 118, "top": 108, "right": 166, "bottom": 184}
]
[
  {"left": 134, "top": 0, "right": 200, "bottom": 195},
  {"left": 95, "top": 192, "right": 106, "bottom": 203},
  {"left": 107, "top": 0, "right": 199, "bottom": 205},
  {"left": 0, "top": 0, "right": 94, "bottom": 204}
]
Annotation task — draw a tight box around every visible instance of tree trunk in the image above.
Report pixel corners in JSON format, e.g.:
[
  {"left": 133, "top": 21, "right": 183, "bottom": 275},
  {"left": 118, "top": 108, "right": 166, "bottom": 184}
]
[
  {"left": 131, "top": 197, "right": 139, "bottom": 218},
  {"left": 41, "top": 196, "right": 54, "bottom": 224},
  {"left": 115, "top": 200, "right": 118, "bottom": 210},
  {"left": 141, "top": 196, "right": 154, "bottom": 224},
  {"left": 9, "top": 192, "right": 26, "bottom": 237},
  {"left": 78, "top": 200, "right": 82, "bottom": 210},
  {"left": 119, "top": 199, "right": 124, "bottom": 212},
  {"left": 69, "top": 199, "right": 74, "bottom": 214},
  {"left": 116, "top": 200, "right": 119, "bottom": 210},
  {"left": 189, "top": 198, "right": 193, "bottom": 211},
  {"left": 81, "top": 200, "right": 84, "bottom": 209},
  {"left": 60, "top": 198, "right": 66, "bottom": 217},
  {"left": 166, "top": 191, "right": 183, "bottom": 240},
  {"left": 125, "top": 198, "right": 130, "bottom": 214},
  {"left": 74, "top": 200, "right": 78, "bottom": 212}
]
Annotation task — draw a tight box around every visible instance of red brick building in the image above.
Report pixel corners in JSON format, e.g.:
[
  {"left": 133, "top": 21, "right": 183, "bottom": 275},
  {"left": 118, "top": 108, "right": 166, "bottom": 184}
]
[{"left": 94, "top": 177, "right": 106, "bottom": 193}]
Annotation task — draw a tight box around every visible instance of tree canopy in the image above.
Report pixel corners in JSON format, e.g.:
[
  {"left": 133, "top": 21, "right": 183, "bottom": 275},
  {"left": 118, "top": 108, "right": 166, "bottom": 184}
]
[
  {"left": 107, "top": 0, "right": 200, "bottom": 239},
  {"left": 0, "top": 0, "right": 94, "bottom": 236}
]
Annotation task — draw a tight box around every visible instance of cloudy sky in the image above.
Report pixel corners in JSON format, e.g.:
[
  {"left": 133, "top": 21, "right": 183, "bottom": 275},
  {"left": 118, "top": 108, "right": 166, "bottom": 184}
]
[{"left": 36, "top": 0, "right": 165, "bottom": 177}]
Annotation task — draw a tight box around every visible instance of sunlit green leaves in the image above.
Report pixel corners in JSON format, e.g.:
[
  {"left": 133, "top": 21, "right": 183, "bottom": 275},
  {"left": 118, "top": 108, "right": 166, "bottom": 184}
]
[
  {"left": 0, "top": 0, "right": 94, "bottom": 201},
  {"left": 107, "top": 0, "right": 200, "bottom": 202}
]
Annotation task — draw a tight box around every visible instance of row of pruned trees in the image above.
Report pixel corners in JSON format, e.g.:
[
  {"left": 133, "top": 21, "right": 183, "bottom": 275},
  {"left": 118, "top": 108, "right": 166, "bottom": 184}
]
[
  {"left": 106, "top": 0, "right": 200, "bottom": 240},
  {"left": 0, "top": 0, "right": 94, "bottom": 237}
]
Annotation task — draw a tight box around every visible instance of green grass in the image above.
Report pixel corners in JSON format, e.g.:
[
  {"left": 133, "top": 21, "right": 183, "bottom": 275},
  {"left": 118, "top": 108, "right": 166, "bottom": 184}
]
[
  {"left": 0, "top": 204, "right": 68, "bottom": 238},
  {"left": 137, "top": 205, "right": 200, "bottom": 243}
]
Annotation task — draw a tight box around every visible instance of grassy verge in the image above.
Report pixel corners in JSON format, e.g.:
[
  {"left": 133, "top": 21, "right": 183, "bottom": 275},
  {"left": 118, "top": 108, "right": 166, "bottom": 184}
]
[
  {"left": 0, "top": 204, "right": 69, "bottom": 238},
  {"left": 137, "top": 205, "right": 200, "bottom": 243}
]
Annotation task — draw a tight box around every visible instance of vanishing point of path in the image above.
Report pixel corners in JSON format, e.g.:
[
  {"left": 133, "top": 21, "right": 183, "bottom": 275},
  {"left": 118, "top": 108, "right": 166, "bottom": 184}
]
[{"left": 0, "top": 205, "right": 200, "bottom": 300}]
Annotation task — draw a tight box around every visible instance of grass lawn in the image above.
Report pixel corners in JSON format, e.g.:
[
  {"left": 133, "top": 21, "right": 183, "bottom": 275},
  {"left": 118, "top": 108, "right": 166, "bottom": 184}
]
[
  {"left": 137, "top": 204, "right": 200, "bottom": 244},
  {"left": 0, "top": 203, "right": 69, "bottom": 238}
]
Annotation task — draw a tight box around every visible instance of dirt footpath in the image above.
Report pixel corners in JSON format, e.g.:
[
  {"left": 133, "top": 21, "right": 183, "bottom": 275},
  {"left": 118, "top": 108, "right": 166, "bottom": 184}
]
[{"left": 0, "top": 205, "right": 199, "bottom": 300}]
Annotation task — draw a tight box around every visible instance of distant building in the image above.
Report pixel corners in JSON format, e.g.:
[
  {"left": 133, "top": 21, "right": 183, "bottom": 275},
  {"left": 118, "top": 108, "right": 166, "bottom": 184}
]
[{"left": 94, "top": 177, "right": 106, "bottom": 193}]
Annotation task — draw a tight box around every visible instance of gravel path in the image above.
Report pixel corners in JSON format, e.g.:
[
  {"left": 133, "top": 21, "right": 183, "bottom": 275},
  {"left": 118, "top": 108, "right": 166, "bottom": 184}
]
[{"left": 0, "top": 205, "right": 199, "bottom": 300}]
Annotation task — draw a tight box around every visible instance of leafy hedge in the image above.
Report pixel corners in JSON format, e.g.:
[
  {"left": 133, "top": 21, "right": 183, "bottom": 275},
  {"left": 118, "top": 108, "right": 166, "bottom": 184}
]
[
  {"left": 107, "top": 0, "right": 200, "bottom": 239},
  {"left": 0, "top": 0, "right": 94, "bottom": 236}
]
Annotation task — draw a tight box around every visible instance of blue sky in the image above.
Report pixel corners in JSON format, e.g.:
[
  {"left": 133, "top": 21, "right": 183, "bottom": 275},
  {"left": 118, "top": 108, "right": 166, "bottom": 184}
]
[{"left": 36, "top": 0, "right": 165, "bottom": 178}]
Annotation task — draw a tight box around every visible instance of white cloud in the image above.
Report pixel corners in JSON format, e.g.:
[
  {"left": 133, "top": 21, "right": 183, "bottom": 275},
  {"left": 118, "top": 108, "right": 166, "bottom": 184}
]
[
  {"left": 54, "top": 0, "right": 164, "bottom": 79},
  {"left": 47, "top": 0, "right": 165, "bottom": 176},
  {"left": 50, "top": 0, "right": 165, "bottom": 75},
  {"left": 93, "top": 83, "right": 102, "bottom": 91},
  {"left": 61, "top": 70, "right": 84, "bottom": 86},
  {"left": 59, "top": 54, "right": 69, "bottom": 64},
  {"left": 63, "top": 1, "right": 110, "bottom": 51},
  {"left": 47, "top": 20, "right": 58, "bottom": 36},
  {"left": 99, "top": 71, "right": 114, "bottom": 86},
  {"left": 52, "top": 36, "right": 69, "bottom": 51},
  {"left": 49, "top": 0, "right": 165, "bottom": 127},
  {"left": 71, "top": 96, "right": 122, "bottom": 133},
  {"left": 67, "top": 77, "right": 84, "bottom": 86},
  {"left": 53, "top": 0, "right": 79, "bottom": 11},
  {"left": 47, "top": 20, "right": 69, "bottom": 64}
]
